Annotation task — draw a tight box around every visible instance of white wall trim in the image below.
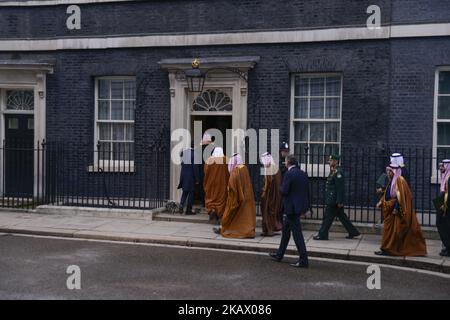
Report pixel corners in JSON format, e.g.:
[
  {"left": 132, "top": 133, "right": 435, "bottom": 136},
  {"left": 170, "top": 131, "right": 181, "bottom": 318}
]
[
  {"left": 0, "top": 0, "right": 138, "bottom": 6},
  {"left": 0, "top": 23, "right": 449, "bottom": 52}
]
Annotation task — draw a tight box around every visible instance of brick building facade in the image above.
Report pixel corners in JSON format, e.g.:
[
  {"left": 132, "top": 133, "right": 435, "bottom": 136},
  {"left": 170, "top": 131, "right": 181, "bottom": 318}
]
[{"left": 0, "top": 0, "right": 449, "bottom": 207}]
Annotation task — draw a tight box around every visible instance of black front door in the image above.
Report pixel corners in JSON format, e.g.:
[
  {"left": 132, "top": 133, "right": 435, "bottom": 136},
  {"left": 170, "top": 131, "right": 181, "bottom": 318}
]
[
  {"left": 4, "top": 114, "right": 34, "bottom": 197},
  {"left": 191, "top": 115, "right": 232, "bottom": 151}
]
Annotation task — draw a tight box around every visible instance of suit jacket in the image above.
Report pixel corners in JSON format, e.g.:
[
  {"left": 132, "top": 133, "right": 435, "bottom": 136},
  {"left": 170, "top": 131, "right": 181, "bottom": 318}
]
[
  {"left": 280, "top": 166, "right": 310, "bottom": 215},
  {"left": 178, "top": 148, "right": 199, "bottom": 191}
]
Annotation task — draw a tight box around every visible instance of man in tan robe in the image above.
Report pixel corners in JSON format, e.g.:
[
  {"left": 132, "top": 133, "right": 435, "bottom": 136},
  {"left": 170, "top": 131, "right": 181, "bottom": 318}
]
[
  {"left": 213, "top": 153, "right": 256, "bottom": 239},
  {"left": 204, "top": 147, "right": 229, "bottom": 224},
  {"left": 375, "top": 163, "right": 427, "bottom": 256},
  {"left": 260, "top": 152, "right": 283, "bottom": 236}
]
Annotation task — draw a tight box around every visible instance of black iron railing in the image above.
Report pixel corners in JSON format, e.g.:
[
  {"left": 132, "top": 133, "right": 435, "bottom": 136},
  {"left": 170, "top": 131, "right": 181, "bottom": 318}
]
[
  {"left": 247, "top": 145, "right": 443, "bottom": 227},
  {"left": 0, "top": 141, "right": 170, "bottom": 210},
  {"left": 0, "top": 141, "right": 445, "bottom": 226}
]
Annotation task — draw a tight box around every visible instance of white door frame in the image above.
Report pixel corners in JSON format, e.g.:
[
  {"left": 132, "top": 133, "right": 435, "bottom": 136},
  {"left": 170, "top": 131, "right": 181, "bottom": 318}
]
[
  {"left": 160, "top": 56, "right": 259, "bottom": 201},
  {"left": 0, "top": 63, "right": 53, "bottom": 198},
  {"left": 168, "top": 74, "right": 248, "bottom": 201}
]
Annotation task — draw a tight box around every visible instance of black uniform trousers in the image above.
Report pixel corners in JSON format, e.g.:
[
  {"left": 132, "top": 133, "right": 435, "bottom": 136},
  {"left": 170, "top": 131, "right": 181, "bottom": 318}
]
[
  {"left": 276, "top": 214, "right": 308, "bottom": 265},
  {"left": 318, "top": 206, "right": 359, "bottom": 239},
  {"left": 437, "top": 211, "right": 450, "bottom": 250}
]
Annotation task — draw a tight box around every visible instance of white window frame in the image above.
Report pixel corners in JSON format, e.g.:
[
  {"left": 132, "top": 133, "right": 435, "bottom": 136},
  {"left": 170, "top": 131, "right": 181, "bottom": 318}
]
[
  {"left": 432, "top": 67, "right": 450, "bottom": 183},
  {"left": 91, "top": 76, "right": 136, "bottom": 172},
  {"left": 290, "top": 73, "right": 343, "bottom": 177}
]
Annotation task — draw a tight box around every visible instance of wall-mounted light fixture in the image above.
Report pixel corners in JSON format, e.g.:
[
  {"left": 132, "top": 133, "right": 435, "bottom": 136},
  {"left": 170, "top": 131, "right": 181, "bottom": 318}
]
[{"left": 181, "top": 58, "right": 249, "bottom": 93}]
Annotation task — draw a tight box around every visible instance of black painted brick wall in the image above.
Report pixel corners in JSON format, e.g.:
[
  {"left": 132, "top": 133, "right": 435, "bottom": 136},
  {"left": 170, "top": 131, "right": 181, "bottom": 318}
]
[
  {"left": 1, "top": 0, "right": 392, "bottom": 39},
  {"left": 392, "top": 0, "right": 450, "bottom": 25},
  {"left": 389, "top": 37, "right": 450, "bottom": 147},
  {"left": 0, "top": 37, "right": 449, "bottom": 201}
]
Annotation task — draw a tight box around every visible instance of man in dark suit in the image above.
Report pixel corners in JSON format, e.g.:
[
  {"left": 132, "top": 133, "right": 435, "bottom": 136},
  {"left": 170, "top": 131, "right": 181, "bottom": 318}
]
[
  {"left": 269, "top": 155, "right": 310, "bottom": 268},
  {"left": 178, "top": 147, "right": 199, "bottom": 215}
]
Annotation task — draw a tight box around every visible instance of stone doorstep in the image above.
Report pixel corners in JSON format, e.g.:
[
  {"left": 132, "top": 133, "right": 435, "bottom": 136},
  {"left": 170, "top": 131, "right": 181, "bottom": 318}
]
[{"left": 35, "top": 205, "right": 159, "bottom": 220}]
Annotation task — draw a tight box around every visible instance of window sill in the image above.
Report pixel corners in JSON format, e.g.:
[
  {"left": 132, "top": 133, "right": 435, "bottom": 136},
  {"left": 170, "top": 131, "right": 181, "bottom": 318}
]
[{"left": 88, "top": 165, "right": 135, "bottom": 173}]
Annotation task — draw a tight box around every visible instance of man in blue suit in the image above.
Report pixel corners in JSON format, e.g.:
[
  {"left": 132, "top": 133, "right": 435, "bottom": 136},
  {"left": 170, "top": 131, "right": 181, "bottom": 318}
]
[
  {"left": 178, "top": 147, "right": 199, "bottom": 215},
  {"left": 269, "top": 155, "right": 310, "bottom": 268}
]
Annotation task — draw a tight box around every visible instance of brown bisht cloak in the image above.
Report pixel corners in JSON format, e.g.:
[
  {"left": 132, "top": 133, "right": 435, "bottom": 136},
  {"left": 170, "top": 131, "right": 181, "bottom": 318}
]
[
  {"left": 204, "top": 156, "right": 229, "bottom": 218},
  {"left": 221, "top": 164, "right": 256, "bottom": 239},
  {"left": 380, "top": 176, "right": 427, "bottom": 256},
  {"left": 260, "top": 170, "right": 283, "bottom": 236}
]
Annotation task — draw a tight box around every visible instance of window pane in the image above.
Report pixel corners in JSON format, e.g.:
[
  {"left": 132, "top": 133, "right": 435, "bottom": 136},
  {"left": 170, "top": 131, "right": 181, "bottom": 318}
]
[
  {"left": 123, "top": 143, "right": 134, "bottom": 161},
  {"left": 8, "top": 118, "right": 18, "bottom": 129},
  {"left": 310, "top": 98, "right": 324, "bottom": 118},
  {"left": 437, "top": 123, "right": 450, "bottom": 145},
  {"left": 325, "top": 144, "right": 339, "bottom": 158},
  {"left": 438, "top": 96, "right": 450, "bottom": 119},
  {"left": 294, "top": 143, "right": 308, "bottom": 164},
  {"left": 112, "top": 123, "right": 125, "bottom": 141},
  {"left": 294, "top": 77, "right": 309, "bottom": 96},
  {"left": 294, "top": 98, "right": 308, "bottom": 118},
  {"left": 325, "top": 97, "right": 340, "bottom": 119},
  {"left": 125, "top": 124, "right": 134, "bottom": 141},
  {"left": 325, "top": 122, "right": 340, "bottom": 142},
  {"left": 98, "top": 123, "right": 111, "bottom": 140},
  {"left": 112, "top": 142, "right": 131, "bottom": 161},
  {"left": 98, "top": 80, "right": 110, "bottom": 99},
  {"left": 111, "top": 101, "right": 123, "bottom": 120},
  {"left": 310, "top": 77, "right": 325, "bottom": 96},
  {"left": 124, "top": 100, "right": 135, "bottom": 120},
  {"left": 294, "top": 122, "right": 308, "bottom": 142},
  {"left": 124, "top": 80, "right": 136, "bottom": 100},
  {"left": 437, "top": 147, "right": 450, "bottom": 160},
  {"left": 111, "top": 80, "right": 124, "bottom": 99},
  {"left": 326, "top": 76, "right": 341, "bottom": 96},
  {"left": 310, "top": 123, "right": 324, "bottom": 142},
  {"left": 439, "top": 71, "right": 450, "bottom": 94},
  {"left": 309, "top": 143, "right": 325, "bottom": 164},
  {"left": 98, "top": 100, "right": 110, "bottom": 120},
  {"left": 98, "top": 142, "right": 111, "bottom": 160}
]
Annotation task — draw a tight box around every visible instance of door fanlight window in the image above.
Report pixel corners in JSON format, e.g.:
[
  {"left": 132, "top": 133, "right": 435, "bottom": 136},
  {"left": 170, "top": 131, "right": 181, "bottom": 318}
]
[
  {"left": 6, "top": 90, "right": 34, "bottom": 111},
  {"left": 192, "top": 89, "right": 232, "bottom": 112}
]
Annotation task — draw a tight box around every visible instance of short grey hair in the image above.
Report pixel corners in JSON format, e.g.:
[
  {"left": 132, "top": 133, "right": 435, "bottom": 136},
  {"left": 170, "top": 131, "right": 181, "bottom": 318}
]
[{"left": 286, "top": 154, "right": 298, "bottom": 167}]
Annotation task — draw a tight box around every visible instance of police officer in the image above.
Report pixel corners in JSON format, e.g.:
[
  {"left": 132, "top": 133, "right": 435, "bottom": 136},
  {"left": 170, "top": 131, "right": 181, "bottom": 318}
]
[
  {"left": 313, "top": 154, "right": 360, "bottom": 240},
  {"left": 279, "top": 141, "right": 290, "bottom": 177}
]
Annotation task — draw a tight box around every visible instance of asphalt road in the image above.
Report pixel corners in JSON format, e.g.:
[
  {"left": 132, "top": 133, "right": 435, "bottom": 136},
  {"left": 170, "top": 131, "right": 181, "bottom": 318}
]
[{"left": 0, "top": 234, "right": 449, "bottom": 300}]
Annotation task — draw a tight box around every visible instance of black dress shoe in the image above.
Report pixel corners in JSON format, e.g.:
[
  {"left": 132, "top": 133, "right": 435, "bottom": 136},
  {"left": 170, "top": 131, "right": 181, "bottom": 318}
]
[
  {"left": 313, "top": 235, "right": 328, "bottom": 240},
  {"left": 290, "top": 261, "right": 309, "bottom": 268},
  {"left": 439, "top": 249, "right": 450, "bottom": 257},
  {"left": 346, "top": 233, "right": 361, "bottom": 239},
  {"left": 185, "top": 211, "right": 196, "bottom": 215},
  {"left": 213, "top": 227, "right": 221, "bottom": 234},
  {"left": 374, "top": 250, "right": 390, "bottom": 256},
  {"left": 269, "top": 252, "right": 282, "bottom": 262}
]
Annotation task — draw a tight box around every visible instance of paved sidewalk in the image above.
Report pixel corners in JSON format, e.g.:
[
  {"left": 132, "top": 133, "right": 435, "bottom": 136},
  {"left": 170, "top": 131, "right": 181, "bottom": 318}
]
[{"left": 0, "top": 210, "right": 448, "bottom": 273}]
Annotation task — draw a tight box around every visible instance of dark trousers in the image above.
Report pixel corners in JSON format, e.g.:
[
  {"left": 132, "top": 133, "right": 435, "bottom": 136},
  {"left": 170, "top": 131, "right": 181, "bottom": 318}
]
[
  {"left": 437, "top": 211, "right": 450, "bottom": 250},
  {"left": 180, "top": 190, "right": 194, "bottom": 213},
  {"left": 276, "top": 214, "right": 308, "bottom": 264},
  {"left": 318, "top": 205, "right": 359, "bottom": 239}
]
